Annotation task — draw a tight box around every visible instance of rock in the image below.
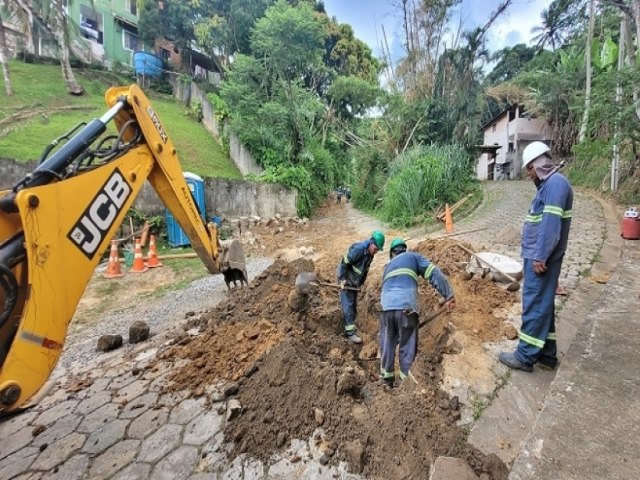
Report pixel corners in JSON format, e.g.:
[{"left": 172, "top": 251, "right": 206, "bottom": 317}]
[
  {"left": 226, "top": 399, "right": 242, "bottom": 421},
  {"left": 429, "top": 457, "right": 479, "bottom": 480},
  {"left": 129, "top": 321, "right": 150, "bottom": 344},
  {"left": 343, "top": 440, "right": 365, "bottom": 473},
  {"left": 336, "top": 372, "right": 362, "bottom": 397},
  {"left": 97, "top": 334, "right": 123, "bottom": 352},
  {"left": 502, "top": 324, "right": 518, "bottom": 340},
  {"left": 287, "top": 290, "right": 309, "bottom": 312},
  {"left": 314, "top": 408, "right": 325, "bottom": 426}
]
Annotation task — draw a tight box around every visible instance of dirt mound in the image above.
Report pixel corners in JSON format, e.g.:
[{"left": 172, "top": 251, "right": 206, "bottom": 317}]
[{"left": 155, "top": 239, "right": 514, "bottom": 478}]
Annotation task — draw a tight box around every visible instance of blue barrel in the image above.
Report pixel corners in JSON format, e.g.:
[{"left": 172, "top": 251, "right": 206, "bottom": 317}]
[
  {"left": 166, "top": 173, "right": 206, "bottom": 247},
  {"left": 133, "top": 51, "right": 164, "bottom": 77}
]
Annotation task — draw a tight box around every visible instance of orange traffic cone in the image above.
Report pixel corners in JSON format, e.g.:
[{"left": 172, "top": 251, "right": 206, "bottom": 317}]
[
  {"left": 104, "top": 240, "right": 125, "bottom": 279},
  {"left": 146, "top": 234, "right": 163, "bottom": 268},
  {"left": 444, "top": 203, "right": 454, "bottom": 233},
  {"left": 130, "top": 238, "right": 149, "bottom": 274}
]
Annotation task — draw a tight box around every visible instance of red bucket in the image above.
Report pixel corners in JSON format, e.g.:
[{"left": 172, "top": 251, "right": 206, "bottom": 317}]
[{"left": 622, "top": 208, "right": 640, "bottom": 240}]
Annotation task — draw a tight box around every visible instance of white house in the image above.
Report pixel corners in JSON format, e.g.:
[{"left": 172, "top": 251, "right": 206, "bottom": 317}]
[{"left": 476, "top": 105, "right": 552, "bottom": 180}]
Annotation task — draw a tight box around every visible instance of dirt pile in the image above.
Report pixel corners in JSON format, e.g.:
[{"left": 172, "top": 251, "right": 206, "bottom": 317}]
[{"left": 156, "top": 239, "right": 515, "bottom": 479}]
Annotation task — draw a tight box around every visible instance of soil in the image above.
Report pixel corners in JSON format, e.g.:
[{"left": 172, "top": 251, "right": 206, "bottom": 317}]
[{"left": 147, "top": 199, "right": 515, "bottom": 479}]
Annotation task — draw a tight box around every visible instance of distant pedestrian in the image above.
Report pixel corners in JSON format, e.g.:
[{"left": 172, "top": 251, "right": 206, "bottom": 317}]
[
  {"left": 336, "top": 187, "right": 342, "bottom": 204},
  {"left": 499, "top": 142, "right": 573, "bottom": 372},
  {"left": 346, "top": 188, "right": 352, "bottom": 203},
  {"left": 337, "top": 231, "right": 385, "bottom": 343},
  {"left": 379, "top": 238, "right": 455, "bottom": 387}
]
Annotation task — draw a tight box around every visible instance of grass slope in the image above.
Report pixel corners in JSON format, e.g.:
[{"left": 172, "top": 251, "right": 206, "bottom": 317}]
[{"left": 0, "top": 61, "right": 241, "bottom": 179}]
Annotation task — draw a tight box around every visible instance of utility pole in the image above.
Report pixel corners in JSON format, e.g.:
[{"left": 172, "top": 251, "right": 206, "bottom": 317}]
[{"left": 612, "top": 12, "right": 626, "bottom": 192}]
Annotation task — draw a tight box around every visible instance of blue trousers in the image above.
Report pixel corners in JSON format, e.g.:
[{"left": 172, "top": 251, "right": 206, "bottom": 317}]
[
  {"left": 339, "top": 290, "right": 358, "bottom": 335},
  {"left": 515, "top": 258, "right": 561, "bottom": 367},
  {"left": 379, "top": 310, "right": 418, "bottom": 381}
]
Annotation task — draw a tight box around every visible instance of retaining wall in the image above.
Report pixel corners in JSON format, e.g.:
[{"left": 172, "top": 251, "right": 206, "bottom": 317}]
[{"left": 0, "top": 159, "right": 298, "bottom": 218}]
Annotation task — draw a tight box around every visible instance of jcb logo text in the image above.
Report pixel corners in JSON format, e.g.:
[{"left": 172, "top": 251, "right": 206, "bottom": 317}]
[{"left": 68, "top": 169, "right": 131, "bottom": 258}]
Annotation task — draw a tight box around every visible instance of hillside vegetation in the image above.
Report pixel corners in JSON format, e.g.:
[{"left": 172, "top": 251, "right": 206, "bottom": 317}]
[{"left": 0, "top": 61, "right": 241, "bottom": 180}]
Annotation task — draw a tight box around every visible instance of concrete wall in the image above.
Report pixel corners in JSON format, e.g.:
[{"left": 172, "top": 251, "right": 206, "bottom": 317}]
[
  {"left": 204, "top": 178, "right": 297, "bottom": 218},
  {"left": 0, "top": 160, "right": 297, "bottom": 218}
]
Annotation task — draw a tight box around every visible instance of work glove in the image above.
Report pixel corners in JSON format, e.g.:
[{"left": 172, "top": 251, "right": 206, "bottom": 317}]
[{"left": 339, "top": 280, "right": 347, "bottom": 290}]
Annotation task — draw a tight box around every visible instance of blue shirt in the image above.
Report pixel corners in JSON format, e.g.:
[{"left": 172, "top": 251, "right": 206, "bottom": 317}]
[
  {"left": 381, "top": 251, "right": 453, "bottom": 312},
  {"left": 521, "top": 173, "right": 573, "bottom": 263},
  {"left": 337, "top": 239, "right": 375, "bottom": 287}
]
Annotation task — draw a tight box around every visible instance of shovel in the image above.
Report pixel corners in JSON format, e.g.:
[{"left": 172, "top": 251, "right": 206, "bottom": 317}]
[
  {"left": 456, "top": 243, "right": 520, "bottom": 292},
  {"left": 418, "top": 305, "right": 449, "bottom": 329},
  {"left": 295, "top": 272, "right": 361, "bottom": 294}
]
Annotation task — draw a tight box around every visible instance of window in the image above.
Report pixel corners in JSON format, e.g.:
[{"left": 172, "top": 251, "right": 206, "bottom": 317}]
[
  {"left": 123, "top": 31, "right": 139, "bottom": 51},
  {"left": 126, "top": 0, "right": 138, "bottom": 16},
  {"left": 80, "top": 5, "right": 103, "bottom": 45},
  {"left": 508, "top": 142, "right": 514, "bottom": 152}
]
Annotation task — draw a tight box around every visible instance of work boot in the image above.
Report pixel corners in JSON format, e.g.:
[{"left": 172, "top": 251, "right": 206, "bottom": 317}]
[
  {"left": 537, "top": 356, "right": 558, "bottom": 370},
  {"left": 347, "top": 333, "right": 362, "bottom": 344},
  {"left": 498, "top": 351, "right": 533, "bottom": 372}
]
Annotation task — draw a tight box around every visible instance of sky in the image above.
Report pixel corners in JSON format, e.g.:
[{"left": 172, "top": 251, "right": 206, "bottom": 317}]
[{"left": 322, "top": 0, "right": 553, "bottom": 64}]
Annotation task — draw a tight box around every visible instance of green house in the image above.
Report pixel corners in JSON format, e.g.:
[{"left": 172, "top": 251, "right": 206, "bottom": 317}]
[{"left": 68, "top": 0, "right": 151, "bottom": 68}]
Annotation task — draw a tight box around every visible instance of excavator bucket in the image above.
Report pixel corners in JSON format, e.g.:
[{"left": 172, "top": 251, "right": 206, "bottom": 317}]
[{"left": 220, "top": 239, "right": 249, "bottom": 288}]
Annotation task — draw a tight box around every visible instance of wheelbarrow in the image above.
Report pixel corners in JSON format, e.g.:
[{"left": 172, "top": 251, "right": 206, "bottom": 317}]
[{"left": 295, "top": 272, "right": 360, "bottom": 294}]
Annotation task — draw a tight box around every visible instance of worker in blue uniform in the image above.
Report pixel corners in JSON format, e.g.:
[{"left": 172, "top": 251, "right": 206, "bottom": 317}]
[
  {"left": 337, "top": 231, "right": 385, "bottom": 343},
  {"left": 379, "top": 238, "right": 456, "bottom": 387},
  {"left": 499, "top": 141, "right": 573, "bottom": 372}
]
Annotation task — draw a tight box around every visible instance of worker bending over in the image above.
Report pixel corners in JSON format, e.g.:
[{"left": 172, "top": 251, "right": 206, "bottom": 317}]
[
  {"left": 379, "top": 238, "right": 456, "bottom": 387},
  {"left": 337, "top": 230, "right": 385, "bottom": 343}
]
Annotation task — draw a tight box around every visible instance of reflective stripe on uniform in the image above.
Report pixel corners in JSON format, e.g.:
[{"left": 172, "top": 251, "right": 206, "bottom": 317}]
[
  {"left": 543, "top": 205, "right": 564, "bottom": 216},
  {"left": 518, "top": 330, "right": 545, "bottom": 348},
  {"left": 562, "top": 210, "right": 572, "bottom": 219},
  {"left": 423, "top": 264, "right": 435, "bottom": 280},
  {"left": 383, "top": 267, "right": 418, "bottom": 283},
  {"left": 343, "top": 252, "right": 350, "bottom": 264},
  {"left": 526, "top": 213, "right": 543, "bottom": 223},
  {"left": 547, "top": 332, "right": 557, "bottom": 341},
  {"left": 399, "top": 371, "right": 408, "bottom": 381},
  {"left": 345, "top": 324, "right": 356, "bottom": 332}
]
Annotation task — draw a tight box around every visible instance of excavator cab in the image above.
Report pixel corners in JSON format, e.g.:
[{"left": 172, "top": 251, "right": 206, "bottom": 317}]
[{"left": 0, "top": 85, "right": 247, "bottom": 413}]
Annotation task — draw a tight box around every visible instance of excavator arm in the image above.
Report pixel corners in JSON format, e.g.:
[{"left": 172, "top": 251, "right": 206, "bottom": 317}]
[{"left": 0, "top": 85, "right": 246, "bottom": 413}]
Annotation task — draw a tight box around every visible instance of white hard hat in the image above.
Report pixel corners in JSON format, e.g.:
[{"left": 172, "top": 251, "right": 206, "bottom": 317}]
[{"left": 522, "top": 141, "right": 550, "bottom": 168}]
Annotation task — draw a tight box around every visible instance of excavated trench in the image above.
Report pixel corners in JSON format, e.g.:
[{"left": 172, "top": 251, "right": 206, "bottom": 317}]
[{"left": 151, "top": 237, "right": 516, "bottom": 479}]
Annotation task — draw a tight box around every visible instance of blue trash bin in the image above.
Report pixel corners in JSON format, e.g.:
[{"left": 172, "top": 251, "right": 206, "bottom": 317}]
[{"left": 166, "top": 172, "right": 206, "bottom": 247}]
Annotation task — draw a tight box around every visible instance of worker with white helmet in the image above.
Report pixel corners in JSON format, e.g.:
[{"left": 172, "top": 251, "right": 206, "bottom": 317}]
[{"left": 499, "top": 141, "right": 573, "bottom": 372}]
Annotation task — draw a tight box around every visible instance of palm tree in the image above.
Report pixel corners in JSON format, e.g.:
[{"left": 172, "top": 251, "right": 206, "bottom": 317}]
[
  {"left": 31, "top": 0, "right": 84, "bottom": 95},
  {"left": 51, "top": 0, "right": 83, "bottom": 95},
  {"left": 531, "top": 0, "right": 586, "bottom": 51},
  {"left": 0, "top": 10, "right": 14, "bottom": 95},
  {"left": 531, "top": 6, "right": 565, "bottom": 50}
]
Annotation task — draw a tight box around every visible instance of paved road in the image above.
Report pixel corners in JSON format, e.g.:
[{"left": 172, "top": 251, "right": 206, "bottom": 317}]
[{"left": 0, "top": 181, "right": 614, "bottom": 480}]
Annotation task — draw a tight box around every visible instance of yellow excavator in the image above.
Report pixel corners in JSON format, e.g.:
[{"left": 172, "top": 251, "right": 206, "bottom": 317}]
[{"left": 0, "top": 85, "right": 247, "bottom": 414}]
